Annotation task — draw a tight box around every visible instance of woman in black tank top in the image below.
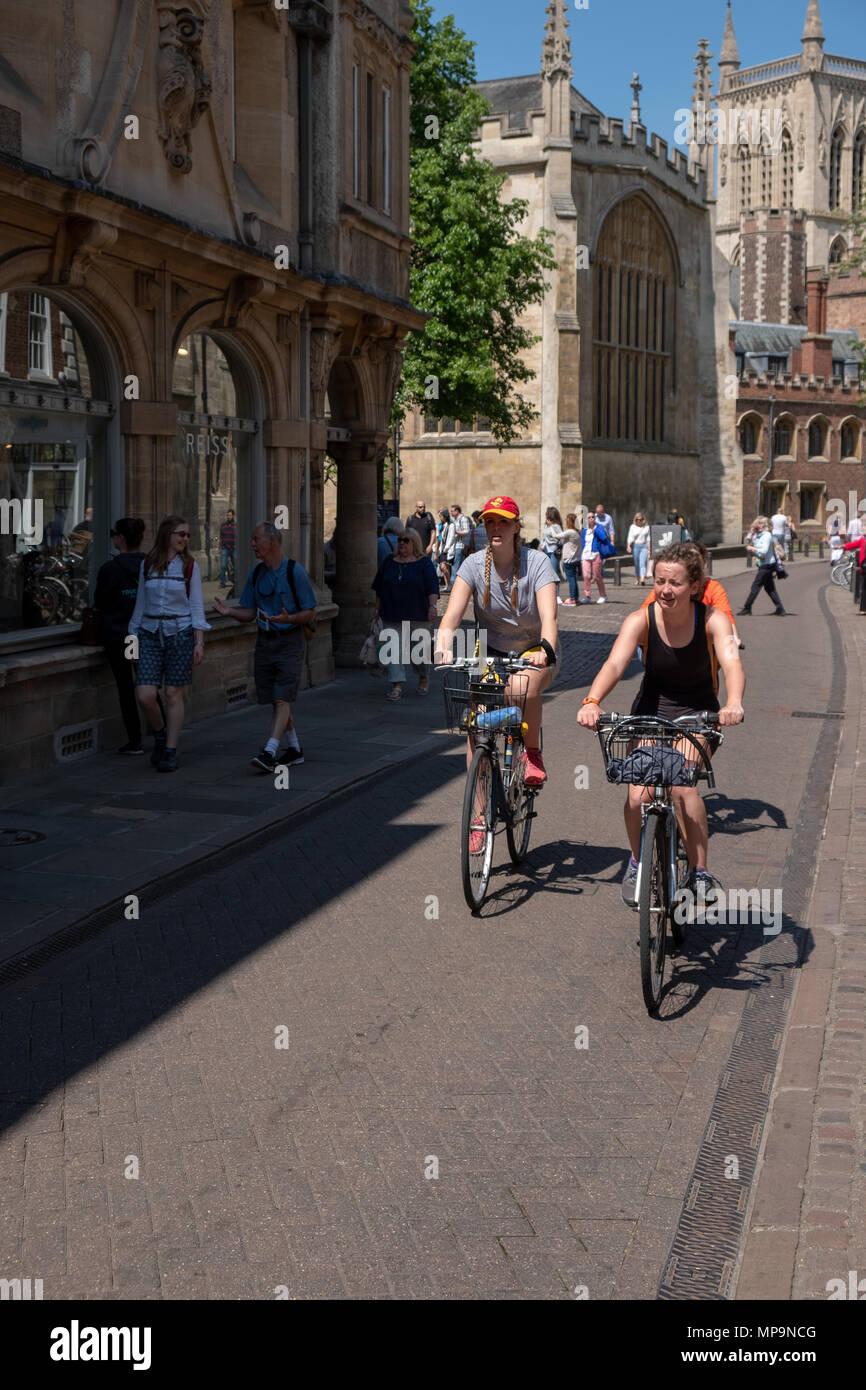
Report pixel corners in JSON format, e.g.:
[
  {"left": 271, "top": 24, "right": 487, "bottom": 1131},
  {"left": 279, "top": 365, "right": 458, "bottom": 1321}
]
[
  {"left": 632, "top": 600, "right": 719, "bottom": 721},
  {"left": 576, "top": 544, "right": 745, "bottom": 898}
]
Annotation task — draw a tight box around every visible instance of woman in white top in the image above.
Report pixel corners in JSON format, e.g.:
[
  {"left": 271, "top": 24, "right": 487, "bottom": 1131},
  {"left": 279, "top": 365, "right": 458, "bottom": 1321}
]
[
  {"left": 129, "top": 515, "right": 210, "bottom": 771},
  {"left": 737, "top": 517, "right": 786, "bottom": 618},
  {"left": 627, "top": 512, "right": 650, "bottom": 586},
  {"left": 560, "top": 512, "right": 582, "bottom": 604}
]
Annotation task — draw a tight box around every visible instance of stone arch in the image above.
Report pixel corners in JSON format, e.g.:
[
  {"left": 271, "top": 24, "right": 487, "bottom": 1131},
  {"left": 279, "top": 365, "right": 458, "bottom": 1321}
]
[
  {"left": 590, "top": 186, "right": 684, "bottom": 288},
  {"left": 829, "top": 235, "right": 847, "bottom": 266},
  {"left": 171, "top": 299, "right": 288, "bottom": 422},
  {"left": 840, "top": 416, "right": 861, "bottom": 460},
  {"left": 736, "top": 410, "right": 762, "bottom": 455},
  {"left": 327, "top": 355, "right": 371, "bottom": 432}
]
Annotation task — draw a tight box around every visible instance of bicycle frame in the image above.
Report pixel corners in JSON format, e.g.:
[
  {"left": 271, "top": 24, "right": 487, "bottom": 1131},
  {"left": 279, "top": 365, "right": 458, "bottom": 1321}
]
[{"left": 634, "top": 791, "right": 678, "bottom": 911}]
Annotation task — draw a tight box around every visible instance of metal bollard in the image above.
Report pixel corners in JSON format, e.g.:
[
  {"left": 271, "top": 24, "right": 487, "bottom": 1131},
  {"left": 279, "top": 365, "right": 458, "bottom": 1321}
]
[
  {"left": 818, "top": 540, "right": 824, "bottom": 559},
  {"left": 803, "top": 539, "right": 810, "bottom": 558}
]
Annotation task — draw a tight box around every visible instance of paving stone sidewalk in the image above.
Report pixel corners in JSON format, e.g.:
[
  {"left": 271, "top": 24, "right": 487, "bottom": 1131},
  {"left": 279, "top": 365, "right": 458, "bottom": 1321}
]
[{"left": 736, "top": 580, "right": 866, "bottom": 1301}]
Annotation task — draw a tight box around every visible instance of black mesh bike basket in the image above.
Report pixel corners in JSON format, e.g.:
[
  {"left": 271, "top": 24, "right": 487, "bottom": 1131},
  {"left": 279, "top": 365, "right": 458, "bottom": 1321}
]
[
  {"left": 596, "top": 716, "right": 716, "bottom": 788},
  {"left": 442, "top": 668, "right": 529, "bottom": 735}
]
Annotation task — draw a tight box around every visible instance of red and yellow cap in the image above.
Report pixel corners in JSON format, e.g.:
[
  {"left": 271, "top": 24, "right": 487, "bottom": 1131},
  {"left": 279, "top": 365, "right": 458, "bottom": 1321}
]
[{"left": 480, "top": 496, "right": 520, "bottom": 520}]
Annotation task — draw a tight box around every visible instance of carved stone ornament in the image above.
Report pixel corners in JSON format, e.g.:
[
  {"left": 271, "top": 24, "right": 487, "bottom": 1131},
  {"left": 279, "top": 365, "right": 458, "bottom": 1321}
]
[
  {"left": 719, "top": 145, "right": 728, "bottom": 187},
  {"left": 310, "top": 324, "right": 343, "bottom": 418},
  {"left": 797, "top": 113, "right": 806, "bottom": 170},
  {"left": 352, "top": 1, "right": 407, "bottom": 65},
  {"left": 51, "top": 216, "right": 118, "bottom": 287},
  {"left": 157, "top": 4, "right": 212, "bottom": 174},
  {"left": 542, "top": 37, "right": 571, "bottom": 80},
  {"left": 818, "top": 122, "right": 827, "bottom": 170}
]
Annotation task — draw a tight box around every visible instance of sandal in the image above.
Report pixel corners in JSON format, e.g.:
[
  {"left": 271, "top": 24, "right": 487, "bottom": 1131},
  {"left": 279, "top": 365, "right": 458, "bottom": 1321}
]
[
  {"left": 416, "top": 679, "right": 429, "bottom": 696},
  {"left": 385, "top": 686, "right": 403, "bottom": 702}
]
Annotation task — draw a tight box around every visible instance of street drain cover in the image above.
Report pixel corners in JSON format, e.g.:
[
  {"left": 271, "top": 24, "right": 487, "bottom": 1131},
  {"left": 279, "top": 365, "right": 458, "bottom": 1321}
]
[{"left": 0, "top": 828, "right": 47, "bottom": 846}]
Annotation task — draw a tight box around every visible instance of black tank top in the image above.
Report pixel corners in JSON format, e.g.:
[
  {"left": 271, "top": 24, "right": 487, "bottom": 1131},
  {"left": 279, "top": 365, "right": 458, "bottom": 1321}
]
[{"left": 631, "top": 600, "right": 719, "bottom": 719}]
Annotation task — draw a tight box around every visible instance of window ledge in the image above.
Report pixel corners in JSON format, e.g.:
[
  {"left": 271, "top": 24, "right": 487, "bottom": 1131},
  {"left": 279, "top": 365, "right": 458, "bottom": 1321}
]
[{"left": 26, "top": 371, "right": 58, "bottom": 385}]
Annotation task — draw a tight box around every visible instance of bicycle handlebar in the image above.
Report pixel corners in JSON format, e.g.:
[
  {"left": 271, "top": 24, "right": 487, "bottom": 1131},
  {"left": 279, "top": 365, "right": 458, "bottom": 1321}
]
[
  {"left": 597, "top": 711, "right": 723, "bottom": 730},
  {"left": 436, "top": 654, "right": 535, "bottom": 673}
]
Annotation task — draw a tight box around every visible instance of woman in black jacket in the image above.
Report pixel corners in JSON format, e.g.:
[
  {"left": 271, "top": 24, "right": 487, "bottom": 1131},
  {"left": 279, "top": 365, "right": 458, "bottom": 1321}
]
[{"left": 94, "top": 517, "right": 156, "bottom": 753}]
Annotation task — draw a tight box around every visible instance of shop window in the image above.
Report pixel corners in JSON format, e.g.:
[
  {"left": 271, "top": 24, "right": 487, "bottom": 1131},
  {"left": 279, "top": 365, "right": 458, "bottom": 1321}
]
[
  {"left": 0, "top": 291, "right": 111, "bottom": 643},
  {"left": 172, "top": 333, "right": 257, "bottom": 607}
]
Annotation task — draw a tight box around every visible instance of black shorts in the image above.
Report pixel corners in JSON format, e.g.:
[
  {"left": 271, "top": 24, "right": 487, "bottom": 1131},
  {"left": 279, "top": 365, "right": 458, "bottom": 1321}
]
[{"left": 254, "top": 630, "right": 305, "bottom": 704}]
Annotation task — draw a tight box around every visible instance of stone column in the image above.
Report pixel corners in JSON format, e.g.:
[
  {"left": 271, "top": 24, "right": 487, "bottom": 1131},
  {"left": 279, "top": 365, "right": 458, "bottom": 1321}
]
[{"left": 331, "top": 432, "right": 386, "bottom": 666}]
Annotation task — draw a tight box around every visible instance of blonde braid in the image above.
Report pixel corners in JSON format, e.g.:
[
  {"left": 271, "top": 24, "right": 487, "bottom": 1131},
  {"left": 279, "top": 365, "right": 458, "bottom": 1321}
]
[{"left": 482, "top": 543, "right": 493, "bottom": 607}]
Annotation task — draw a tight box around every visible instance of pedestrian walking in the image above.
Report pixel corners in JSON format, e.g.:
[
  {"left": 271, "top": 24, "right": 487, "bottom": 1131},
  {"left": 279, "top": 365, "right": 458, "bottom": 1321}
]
[
  {"left": 219, "top": 508, "right": 236, "bottom": 588},
  {"left": 846, "top": 510, "right": 864, "bottom": 543},
  {"left": 843, "top": 531, "right": 866, "bottom": 614},
  {"left": 128, "top": 515, "right": 210, "bottom": 772},
  {"left": 435, "top": 507, "right": 456, "bottom": 591},
  {"left": 377, "top": 515, "right": 403, "bottom": 567},
  {"left": 594, "top": 503, "right": 615, "bottom": 545},
  {"left": 578, "top": 516, "right": 611, "bottom": 604},
  {"left": 450, "top": 504, "right": 472, "bottom": 577},
  {"left": 372, "top": 529, "right": 439, "bottom": 701},
  {"left": 737, "top": 516, "right": 787, "bottom": 617},
  {"left": 212, "top": 522, "right": 316, "bottom": 771},
  {"left": 829, "top": 530, "right": 845, "bottom": 567},
  {"left": 466, "top": 510, "right": 488, "bottom": 556},
  {"left": 560, "top": 513, "right": 581, "bottom": 604},
  {"left": 627, "top": 512, "right": 650, "bottom": 586},
  {"left": 542, "top": 507, "right": 565, "bottom": 586},
  {"left": 93, "top": 516, "right": 162, "bottom": 754},
  {"left": 405, "top": 499, "right": 437, "bottom": 556}
]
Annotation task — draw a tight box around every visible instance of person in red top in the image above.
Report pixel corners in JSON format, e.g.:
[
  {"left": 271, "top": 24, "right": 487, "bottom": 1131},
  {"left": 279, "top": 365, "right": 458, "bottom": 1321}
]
[
  {"left": 640, "top": 543, "right": 743, "bottom": 649},
  {"left": 843, "top": 533, "right": 866, "bottom": 613}
]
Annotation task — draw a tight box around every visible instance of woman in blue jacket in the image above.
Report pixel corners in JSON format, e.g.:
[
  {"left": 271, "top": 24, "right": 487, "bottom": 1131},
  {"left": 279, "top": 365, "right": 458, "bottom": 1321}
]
[{"left": 578, "top": 519, "right": 612, "bottom": 604}]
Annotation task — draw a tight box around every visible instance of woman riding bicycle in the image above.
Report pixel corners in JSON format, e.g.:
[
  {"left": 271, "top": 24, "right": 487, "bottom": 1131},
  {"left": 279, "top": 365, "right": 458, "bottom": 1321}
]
[
  {"left": 435, "top": 496, "right": 558, "bottom": 787},
  {"left": 576, "top": 543, "right": 744, "bottom": 903}
]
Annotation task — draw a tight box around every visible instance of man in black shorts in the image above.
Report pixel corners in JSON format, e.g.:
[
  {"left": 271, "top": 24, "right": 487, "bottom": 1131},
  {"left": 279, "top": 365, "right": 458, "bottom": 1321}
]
[{"left": 213, "top": 522, "right": 316, "bottom": 772}]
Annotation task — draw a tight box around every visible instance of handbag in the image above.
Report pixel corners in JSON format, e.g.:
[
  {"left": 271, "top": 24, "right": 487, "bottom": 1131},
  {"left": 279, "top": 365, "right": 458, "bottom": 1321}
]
[
  {"left": 775, "top": 562, "right": 788, "bottom": 580},
  {"left": 78, "top": 606, "right": 103, "bottom": 646},
  {"left": 596, "top": 531, "right": 616, "bottom": 559},
  {"left": 361, "top": 615, "right": 385, "bottom": 675}
]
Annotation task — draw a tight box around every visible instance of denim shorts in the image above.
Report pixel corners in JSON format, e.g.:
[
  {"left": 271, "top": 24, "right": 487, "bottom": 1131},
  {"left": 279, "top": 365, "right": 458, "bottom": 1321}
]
[{"left": 135, "top": 627, "right": 195, "bottom": 688}]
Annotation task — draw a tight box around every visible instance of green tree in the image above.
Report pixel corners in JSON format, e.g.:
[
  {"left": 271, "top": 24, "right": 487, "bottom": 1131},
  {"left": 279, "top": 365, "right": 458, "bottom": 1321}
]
[{"left": 397, "top": 1, "right": 557, "bottom": 445}]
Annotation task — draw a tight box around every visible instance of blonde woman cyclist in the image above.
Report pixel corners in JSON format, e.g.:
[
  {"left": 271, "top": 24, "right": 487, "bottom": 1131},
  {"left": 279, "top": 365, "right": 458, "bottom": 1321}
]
[{"left": 435, "top": 496, "right": 558, "bottom": 787}]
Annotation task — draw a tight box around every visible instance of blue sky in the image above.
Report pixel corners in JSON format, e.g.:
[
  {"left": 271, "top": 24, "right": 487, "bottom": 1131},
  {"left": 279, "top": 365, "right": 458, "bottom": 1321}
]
[{"left": 427, "top": 0, "right": 865, "bottom": 151}]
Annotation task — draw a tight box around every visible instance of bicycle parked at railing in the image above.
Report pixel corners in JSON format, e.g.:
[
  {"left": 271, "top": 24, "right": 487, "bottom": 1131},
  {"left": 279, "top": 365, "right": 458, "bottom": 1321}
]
[
  {"left": 596, "top": 711, "right": 722, "bottom": 1014},
  {"left": 441, "top": 655, "right": 540, "bottom": 912}
]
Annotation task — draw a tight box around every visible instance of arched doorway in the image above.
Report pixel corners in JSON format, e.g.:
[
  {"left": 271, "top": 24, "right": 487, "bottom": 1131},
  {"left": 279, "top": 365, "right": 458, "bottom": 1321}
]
[{"left": 0, "top": 288, "right": 118, "bottom": 642}]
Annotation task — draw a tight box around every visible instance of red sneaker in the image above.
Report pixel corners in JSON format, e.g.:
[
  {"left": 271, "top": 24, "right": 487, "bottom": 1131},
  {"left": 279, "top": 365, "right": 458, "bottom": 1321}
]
[{"left": 523, "top": 747, "right": 546, "bottom": 787}]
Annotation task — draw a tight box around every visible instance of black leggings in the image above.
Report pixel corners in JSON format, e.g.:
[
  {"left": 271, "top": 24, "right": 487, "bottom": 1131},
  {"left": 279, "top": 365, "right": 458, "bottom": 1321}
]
[
  {"left": 103, "top": 639, "right": 165, "bottom": 744},
  {"left": 744, "top": 565, "right": 784, "bottom": 613}
]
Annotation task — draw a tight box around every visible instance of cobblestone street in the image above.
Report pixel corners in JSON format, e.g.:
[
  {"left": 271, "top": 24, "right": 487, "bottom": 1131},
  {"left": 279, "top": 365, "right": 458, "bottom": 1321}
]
[{"left": 0, "top": 564, "right": 861, "bottom": 1300}]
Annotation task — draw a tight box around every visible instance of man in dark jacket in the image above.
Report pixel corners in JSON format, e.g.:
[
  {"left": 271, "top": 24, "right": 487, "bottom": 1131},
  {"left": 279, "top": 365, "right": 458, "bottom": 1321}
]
[{"left": 94, "top": 517, "right": 154, "bottom": 753}]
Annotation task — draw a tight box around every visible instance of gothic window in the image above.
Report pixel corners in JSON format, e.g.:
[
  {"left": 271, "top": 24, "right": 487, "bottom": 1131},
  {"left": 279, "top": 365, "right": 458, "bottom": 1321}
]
[
  {"left": 830, "top": 127, "right": 844, "bottom": 210},
  {"left": 799, "top": 486, "right": 820, "bottom": 523},
  {"left": 854, "top": 130, "right": 866, "bottom": 209},
  {"left": 28, "top": 293, "right": 53, "bottom": 378},
  {"left": 781, "top": 129, "right": 793, "bottom": 208},
  {"left": 738, "top": 147, "right": 752, "bottom": 212},
  {"left": 366, "top": 73, "right": 375, "bottom": 206},
  {"left": 808, "top": 419, "right": 828, "bottom": 458},
  {"left": 841, "top": 421, "right": 859, "bottom": 459},
  {"left": 761, "top": 146, "right": 773, "bottom": 207},
  {"left": 593, "top": 195, "right": 675, "bottom": 445},
  {"left": 773, "top": 415, "right": 794, "bottom": 457},
  {"left": 829, "top": 237, "right": 847, "bottom": 265},
  {"left": 739, "top": 416, "right": 760, "bottom": 454},
  {"left": 382, "top": 87, "right": 391, "bottom": 215},
  {"left": 352, "top": 66, "right": 359, "bottom": 198}
]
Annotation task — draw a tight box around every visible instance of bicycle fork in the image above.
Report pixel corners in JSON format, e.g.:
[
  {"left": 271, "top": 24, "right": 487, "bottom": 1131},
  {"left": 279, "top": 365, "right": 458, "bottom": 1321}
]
[{"left": 634, "top": 800, "right": 677, "bottom": 910}]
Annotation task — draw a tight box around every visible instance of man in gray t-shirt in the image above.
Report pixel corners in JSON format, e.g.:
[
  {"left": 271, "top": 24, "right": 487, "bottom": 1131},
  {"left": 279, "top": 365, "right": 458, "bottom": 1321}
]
[{"left": 457, "top": 546, "right": 558, "bottom": 652}]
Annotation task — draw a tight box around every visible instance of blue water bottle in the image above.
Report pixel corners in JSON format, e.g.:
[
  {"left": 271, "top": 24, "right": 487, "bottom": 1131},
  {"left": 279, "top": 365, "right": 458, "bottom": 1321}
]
[{"left": 475, "top": 706, "right": 523, "bottom": 731}]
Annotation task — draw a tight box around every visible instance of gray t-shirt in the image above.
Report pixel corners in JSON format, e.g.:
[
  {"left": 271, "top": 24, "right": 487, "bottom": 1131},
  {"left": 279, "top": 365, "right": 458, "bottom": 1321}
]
[{"left": 458, "top": 546, "right": 558, "bottom": 651}]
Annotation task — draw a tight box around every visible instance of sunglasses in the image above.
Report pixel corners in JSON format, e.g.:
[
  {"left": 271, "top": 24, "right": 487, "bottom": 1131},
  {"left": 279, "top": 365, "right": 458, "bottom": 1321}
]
[{"left": 172, "top": 530, "right": 191, "bottom": 538}]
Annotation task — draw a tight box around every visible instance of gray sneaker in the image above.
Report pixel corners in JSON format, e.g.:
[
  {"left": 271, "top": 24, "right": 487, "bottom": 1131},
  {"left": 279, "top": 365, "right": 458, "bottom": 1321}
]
[{"left": 621, "top": 857, "right": 639, "bottom": 909}]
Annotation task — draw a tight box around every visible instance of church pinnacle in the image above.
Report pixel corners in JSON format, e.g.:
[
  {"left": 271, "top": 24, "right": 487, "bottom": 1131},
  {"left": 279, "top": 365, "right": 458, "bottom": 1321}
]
[
  {"left": 802, "top": 0, "right": 825, "bottom": 43},
  {"left": 541, "top": 0, "right": 573, "bottom": 83},
  {"left": 719, "top": 2, "right": 739, "bottom": 67}
]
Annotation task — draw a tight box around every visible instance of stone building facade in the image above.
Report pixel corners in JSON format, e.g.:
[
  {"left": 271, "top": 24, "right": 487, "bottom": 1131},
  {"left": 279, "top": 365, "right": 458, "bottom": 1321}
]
[
  {"left": 0, "top": 0, "right": 421, "bottom": 779},
  {"left": 715, "top": 0, "right": 866, "bottom": 534},
  {"left": 399, "top": 2, "right": 735, "bottom": 547}
]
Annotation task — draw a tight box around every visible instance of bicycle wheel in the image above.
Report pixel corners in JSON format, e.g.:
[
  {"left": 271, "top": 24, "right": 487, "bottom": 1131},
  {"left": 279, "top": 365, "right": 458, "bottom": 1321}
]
[
  {"left": 638, "top": 810, "right": 669, "bottom": 1013},
  {"left": 27, "top": 581, "right": 59, "bottom": 625},
  {"left": 461, "top": 746, "right": 496, "bottom": 912},
  {"left": 671, "top": 824, "right": 689, "bottom": 948},
  {"left": 505, "top": 746, "right": 534, "bottom": 864}
]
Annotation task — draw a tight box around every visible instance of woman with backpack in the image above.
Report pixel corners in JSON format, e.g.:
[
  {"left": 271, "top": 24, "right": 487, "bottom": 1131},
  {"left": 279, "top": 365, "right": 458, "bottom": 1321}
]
[
  {"left": 578, "top": 515, "right": 612, "bottom": 604},
  {"left": 128, "top": 515, "right": 210, "bottom": 771}
]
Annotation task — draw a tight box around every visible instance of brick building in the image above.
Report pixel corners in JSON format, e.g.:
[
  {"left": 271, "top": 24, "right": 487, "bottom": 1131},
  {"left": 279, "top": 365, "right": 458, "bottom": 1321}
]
[{"left": 0, "top": 0, "right": 421, "bottom": 779}]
